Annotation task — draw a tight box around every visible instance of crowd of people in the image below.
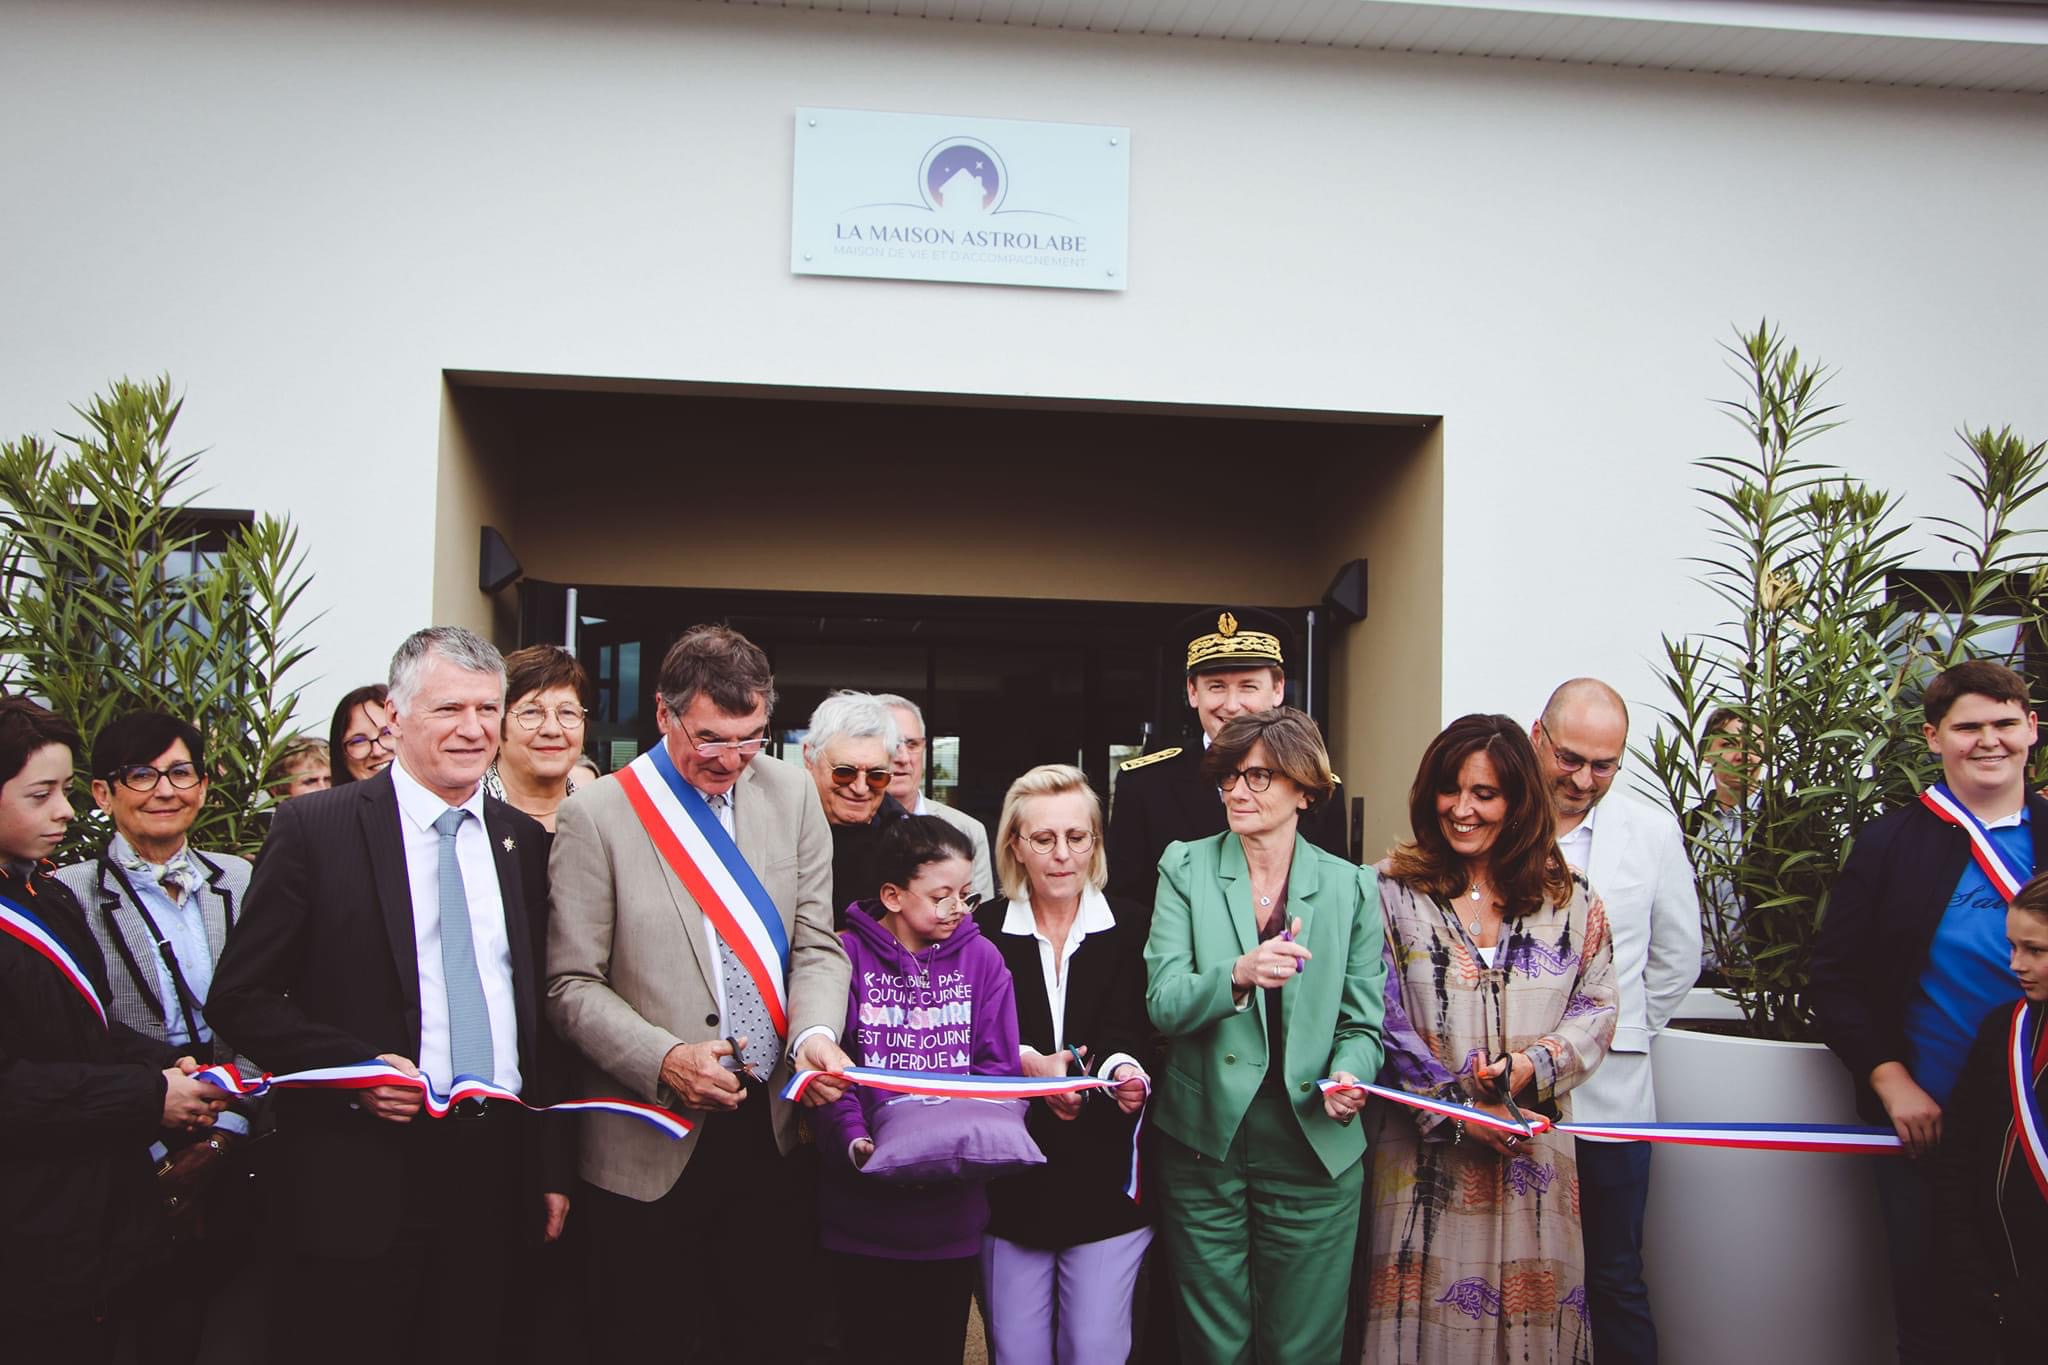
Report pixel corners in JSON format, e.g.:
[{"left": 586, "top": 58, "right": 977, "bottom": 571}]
[{"left": 2, "top": 611, "right": 2043, "bottom": 1365}]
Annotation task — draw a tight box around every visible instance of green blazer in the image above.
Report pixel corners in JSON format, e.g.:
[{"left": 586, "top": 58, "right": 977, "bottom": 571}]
[{"left": 1144, "top": 832, "right": 1387, "bottom": 1178}]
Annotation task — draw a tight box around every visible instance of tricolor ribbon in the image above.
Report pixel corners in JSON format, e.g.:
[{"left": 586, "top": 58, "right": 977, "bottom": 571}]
[
  {"left": 616, "top": 745, "right": 791, "bottom": 1037},
  {"left": 2008, "top": 1000, "right": 2048, "bottom": 1203},
  {"left": 782, "top": 1065, "right": 1151, "bottom": 1200},
  {"left": 1, "top": 892, "right": 108, "bottom": 1029},
  {"left": 193, "top": 1062, "right": 694, "bottom": 1140},
  {"left": 1318, "top": 1078, "right": 1904, "bottom": 1155},
  {"left": 1920, "top": 781, "right": 2032, "bottom": 902}
]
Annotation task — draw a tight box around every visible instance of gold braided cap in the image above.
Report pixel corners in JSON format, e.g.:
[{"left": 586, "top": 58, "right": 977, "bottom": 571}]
[{"left": 1186, "top": 610, "right": 1284, "bottom": 672}]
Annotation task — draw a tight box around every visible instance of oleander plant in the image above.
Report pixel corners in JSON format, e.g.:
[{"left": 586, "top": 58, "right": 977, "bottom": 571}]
[
  {"left": 1643, "top": 322, "right": 2048, "bottom": 1040},
  {"left": 0, "top": 376, "right": 317, "bottom": 861}
]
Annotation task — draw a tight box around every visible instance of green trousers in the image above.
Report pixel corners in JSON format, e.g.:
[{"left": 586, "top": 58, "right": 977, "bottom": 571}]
[{"left": 1156, "top": 1083, "right": 1364, "bottom": 1365}]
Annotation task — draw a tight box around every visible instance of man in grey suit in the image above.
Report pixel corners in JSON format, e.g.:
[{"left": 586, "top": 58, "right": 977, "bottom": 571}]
[
  {"left": 548, "top": 625, "right": 854, "bottom": 1363},
  {"left": 878, "top": 693, "right": 994, "bottom": 902}
]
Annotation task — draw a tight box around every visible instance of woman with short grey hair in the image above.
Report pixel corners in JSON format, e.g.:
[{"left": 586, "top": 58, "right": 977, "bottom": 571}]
[{"left": 802, "top": 690, "right": 907, "bottom": 925}]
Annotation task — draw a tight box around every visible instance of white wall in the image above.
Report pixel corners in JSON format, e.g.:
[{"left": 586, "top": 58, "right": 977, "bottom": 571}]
[{"left": 4, "top": 0, "right": 2044, "bottom": 742}]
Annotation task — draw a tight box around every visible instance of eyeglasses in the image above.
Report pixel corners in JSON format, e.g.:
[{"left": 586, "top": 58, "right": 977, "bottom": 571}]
[
  {"left": 922, "top": 891, "right": 983, "bottom": 917},
  {"left": 110, "top": 762, "right": 203, "bottom": 793},
  {"left": 511, "top": 703, "right": 588, "bottom": 732},
  {"left": 830, "top": 764, "right": 893, "bottom": 792},
  {"left": 1549, "top": 745, "right": 1622, "bottom": 779},
  {"left": 689, "top": 735, "right": 771, "bottom": 758},
  {"left": 1020, "top": 828, "right": 1096, "bottom": 854},
  {"left": 1217, "top": 767, "right": 1275, "bottom": 793},
  {"left": 342, "top": 728, "right": 397, "bottom": 758}
]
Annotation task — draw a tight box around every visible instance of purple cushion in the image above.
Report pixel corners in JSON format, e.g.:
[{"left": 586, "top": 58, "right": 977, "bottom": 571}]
[{"left": 861, "top": 1095, "right": 1046, "bottom": 1184}]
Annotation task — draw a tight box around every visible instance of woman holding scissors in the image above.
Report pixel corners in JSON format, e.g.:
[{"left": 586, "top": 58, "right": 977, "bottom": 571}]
[
  {"left": 976, "top": 764, "right": 1152, "bottom": 1365},
  {"left": 1144, "top": 707, "right": 1387, "bottom": 1364},
  {"left": 1363, "top": 714, "right": 1617, "bottom": 1365}
]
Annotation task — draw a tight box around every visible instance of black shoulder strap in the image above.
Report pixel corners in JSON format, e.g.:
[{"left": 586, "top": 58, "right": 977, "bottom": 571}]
[{"left": 100, "top": 850, "right": 209, "bottom": 1053}]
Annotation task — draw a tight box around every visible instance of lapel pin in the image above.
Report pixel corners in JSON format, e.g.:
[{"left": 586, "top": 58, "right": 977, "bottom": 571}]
[{"left": 501, "top": 836, "right": 516, "bottom": 853}]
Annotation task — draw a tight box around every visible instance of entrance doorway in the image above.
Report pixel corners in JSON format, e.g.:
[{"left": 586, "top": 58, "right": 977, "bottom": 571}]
[
  {"left": 440, "top": 371, "right": 1443, "bottom": 856},
  {"left": 519, "top": 582, "right": 1332, "bottom": 836}
]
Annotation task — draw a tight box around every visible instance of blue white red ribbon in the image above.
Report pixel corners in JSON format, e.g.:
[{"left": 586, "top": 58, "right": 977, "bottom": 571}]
[
  {"left": 1, "top": 892, "right": 108, "bottom": 1029},
  {"left": 1920, "top": 781, "right": 2031, "bottom": 902},
  {"left": 2008, "top": 1000, "right": 2048, "bottom": 1202},
  {"left": 1319, "top": 1078, "right": 1904, "bottom": 1155},
  {"left": 193, "top": 1062, "right": 694, "bottom": 1140},
  {"left": 617, "top": 746, "right": 791, "bottom": 1037},
  {"left": 783, "top": 1065, "right": 1151, "bottom": 1200}
]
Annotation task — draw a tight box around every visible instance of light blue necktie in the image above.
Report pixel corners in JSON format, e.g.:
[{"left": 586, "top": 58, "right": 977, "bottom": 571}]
[{"left": 432, "top": 808, "right": 495, "bottom": 1084}]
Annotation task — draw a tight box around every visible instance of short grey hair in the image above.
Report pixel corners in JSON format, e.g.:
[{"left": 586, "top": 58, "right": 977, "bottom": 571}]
[
  {"left": 873, "top": 694, "right": 923, "bottom": 734},
  {"left": 801, "top": 690, "right": 901, "bottom": 767},
  {"left": 388, "top": 627, "right": 507, "bottom": 716}
]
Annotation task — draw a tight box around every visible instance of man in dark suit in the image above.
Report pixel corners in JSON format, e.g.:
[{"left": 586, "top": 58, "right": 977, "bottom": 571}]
[
  {"left": 1107, "top": 608, "right": 1350, "bottom": 914},
  {"left": 209, "top": 627, "right": 570, "bottom": 1364}
]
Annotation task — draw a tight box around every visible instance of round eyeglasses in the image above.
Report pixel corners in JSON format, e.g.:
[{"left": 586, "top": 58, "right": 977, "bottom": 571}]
[
  {"left": 1217, "top": 767, "right": 1275, "bottom": 793},
  {"left": 110, "top": 762, "right": 204, "bottom": 793},
  {"left": 1020, "top": 828, "right": 1096, "bottom": 854},
  {"left": 342, "top": 727, "right": 396, "bottom": 758},
  {"left": 511, "top": 703, "right": 588, "bottom": 732},
  {"left": 830, "top": 764, "right": 893, "bottom": 792}
]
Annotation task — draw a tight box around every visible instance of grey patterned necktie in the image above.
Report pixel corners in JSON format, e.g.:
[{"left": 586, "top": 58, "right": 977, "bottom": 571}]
[
  {"left": 432, "top": 808, "right": 495, "bottom": 1084},
  {"left": 706, "top": 791, "right": 779, "bottom": 1080}
]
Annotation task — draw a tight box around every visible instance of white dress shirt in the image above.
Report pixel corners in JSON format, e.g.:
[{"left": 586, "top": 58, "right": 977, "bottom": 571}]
[
  {"left": 390, "top": 757, "right": 522, "bottom": 1094},
  {"left": 1557, "top": 802, "right": 1596, "bottom": 876},
  {"left": 1002, "top": 887, "right": 1141, "bottom": 1081}
]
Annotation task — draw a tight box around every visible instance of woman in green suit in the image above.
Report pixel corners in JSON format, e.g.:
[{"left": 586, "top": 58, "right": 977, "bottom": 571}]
[{"left": 1144, "top": 706, "right": 1387, "bottom": 1365}]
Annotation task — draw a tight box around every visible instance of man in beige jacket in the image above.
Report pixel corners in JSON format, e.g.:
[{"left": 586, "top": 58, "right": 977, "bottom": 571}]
[{"left": 547, "top": 625, "right": 853, "bottom": 1362}]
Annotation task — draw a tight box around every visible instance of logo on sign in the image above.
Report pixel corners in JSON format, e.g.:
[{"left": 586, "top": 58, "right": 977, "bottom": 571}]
[{"left": 920, "top": 138, "right": 1006, "bottom": 214}]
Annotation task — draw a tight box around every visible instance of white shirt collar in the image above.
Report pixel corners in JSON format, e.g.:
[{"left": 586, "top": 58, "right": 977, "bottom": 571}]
[
  {"left": 1002, "top": 885, "right": 1117, "bottom": 938},
  {"left": 1558, "top": 801, "right": 1598, "bottom": 843},
  {"left": 390, "top": 755, "right": 486, "bottom": 832}
]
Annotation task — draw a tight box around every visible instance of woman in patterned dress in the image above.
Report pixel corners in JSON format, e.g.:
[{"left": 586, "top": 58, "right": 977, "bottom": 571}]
[{"left": 1362, "top": 713, "right": 1618, "bottom": 1364}]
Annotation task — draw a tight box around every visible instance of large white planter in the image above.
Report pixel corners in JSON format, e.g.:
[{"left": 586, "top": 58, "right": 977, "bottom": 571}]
[{"left": 1640, "top": 1022, "right": 1895, "bottom": 1365}]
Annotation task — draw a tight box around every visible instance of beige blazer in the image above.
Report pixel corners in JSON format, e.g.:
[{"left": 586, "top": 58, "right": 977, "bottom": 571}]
[{"left": 545, "top": 751, "right": 849, "bottom": 1201}]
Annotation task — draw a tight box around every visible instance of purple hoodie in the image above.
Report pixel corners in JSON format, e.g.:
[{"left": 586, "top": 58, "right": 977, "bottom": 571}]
[{"left": 814, "top": 901, "right": 1021, "bottom": 1261}]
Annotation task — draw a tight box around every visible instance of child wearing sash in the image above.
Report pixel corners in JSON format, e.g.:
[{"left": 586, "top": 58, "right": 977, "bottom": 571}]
[
  {"left": 813, "top": 815, "right": 1021, "bottom": 1365},
  {"left": 0, "top": 697, "right": 232, "bottom": 1362},
  {"left": 1933, "top": 871, "right": 2048, "bottom": 1361},
  {"left": 1813, "top": 659, "right": 2041, "bottom": 1363}
]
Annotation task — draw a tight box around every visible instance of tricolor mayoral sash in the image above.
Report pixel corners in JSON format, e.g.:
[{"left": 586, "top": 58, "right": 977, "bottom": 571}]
[
  {"left": 2009, "top": 1000, "right": 2048, "bottom": 1204},
  {"left": 614, "top": 744, "right": 791, "bottom": 1038},
  {"left": 0, "top": 891, "right": 108, "bottom": 1028},
  {"left": 1920, "top": 781, "right": 2033, "bottom": 902}
]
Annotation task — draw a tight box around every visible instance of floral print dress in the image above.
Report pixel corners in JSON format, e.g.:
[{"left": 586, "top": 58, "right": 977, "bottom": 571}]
[{"left": 1361, "top": 866, "right": 1618, "bottom": 1364}]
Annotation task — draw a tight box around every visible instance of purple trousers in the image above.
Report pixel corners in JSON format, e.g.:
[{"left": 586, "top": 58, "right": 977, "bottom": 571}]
[{"left": 980, "top": 1226, "right": 1154, "bottom": 1365}]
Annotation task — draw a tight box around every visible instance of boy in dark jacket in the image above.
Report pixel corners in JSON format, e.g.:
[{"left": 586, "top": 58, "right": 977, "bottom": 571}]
[
  {"left": 0, "top": 698, "right": 229, "bottom": 1363},
  {"left": 1812, "top": 660, "right": 2041, "bottom": 1363},
  {"left": 1933, "top": 873, "right": 2048, "bottom": 1362}
]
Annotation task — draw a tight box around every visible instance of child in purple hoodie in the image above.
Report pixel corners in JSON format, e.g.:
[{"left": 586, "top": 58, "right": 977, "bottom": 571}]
[{"left": 815, "top": 815, "right": 1021, "bottom": 1365}]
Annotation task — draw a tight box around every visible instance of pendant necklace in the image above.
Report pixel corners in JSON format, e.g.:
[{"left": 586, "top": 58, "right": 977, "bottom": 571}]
[{"left": 1465, "top": 880, "right": 1485, "bottom": 936}]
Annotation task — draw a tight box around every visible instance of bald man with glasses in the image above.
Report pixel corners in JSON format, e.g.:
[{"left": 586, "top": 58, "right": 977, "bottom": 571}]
[
  {"left": 546, "top": 625, "right": 854, "bottom": 1363},
  {"left": 1530, "top": 678, "right": 1701, "bottom": 1365}
]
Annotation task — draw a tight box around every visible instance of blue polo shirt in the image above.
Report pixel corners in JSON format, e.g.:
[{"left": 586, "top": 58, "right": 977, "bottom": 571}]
[{"left": 1901, "top": 810, "right": 2029, "bottom": 1105}]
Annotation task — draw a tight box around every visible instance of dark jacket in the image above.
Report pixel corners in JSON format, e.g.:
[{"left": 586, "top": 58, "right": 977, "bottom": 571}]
[
  {"left": 977, "top": 893, "right": 1154, "bottom": 1250},
  {"left": 207, "top": 770, "right": 571, "bottom": 1258},
  {"left": 0, "top": 862, "right": 179, "bottom": 1319},
  {"left": 1933, "top": 1000, "right": 2048, "bottom": 1362},
  {"left": 1810, "top": 793, "right": 2048, "bottom": 1124},
  {"left": 827, "top": 794, "right": 909, "bottom": 927},
  {"left": 1106, "top": 743, "right": 1349, "bottom": 915}
]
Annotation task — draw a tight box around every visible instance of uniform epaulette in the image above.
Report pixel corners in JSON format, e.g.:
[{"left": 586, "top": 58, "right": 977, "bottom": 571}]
[{"left": 1120, "top": 747, "right": 1182, "bottom": 772}]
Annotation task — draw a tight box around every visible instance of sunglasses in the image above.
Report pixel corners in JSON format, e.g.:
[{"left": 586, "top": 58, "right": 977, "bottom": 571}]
[{"left": 829, "top": 764, "right": 892, "bottom": 792}]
